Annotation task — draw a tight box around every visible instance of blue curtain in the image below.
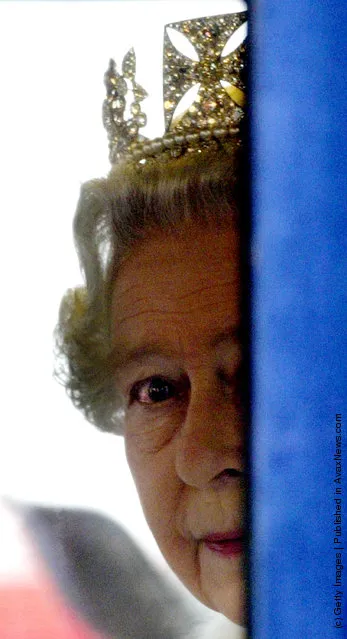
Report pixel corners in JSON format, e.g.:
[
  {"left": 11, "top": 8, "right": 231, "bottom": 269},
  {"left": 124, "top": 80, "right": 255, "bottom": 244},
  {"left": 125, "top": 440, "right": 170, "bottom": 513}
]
[{"left": 249, "top": 2, "right": 346, "bottom": 636}]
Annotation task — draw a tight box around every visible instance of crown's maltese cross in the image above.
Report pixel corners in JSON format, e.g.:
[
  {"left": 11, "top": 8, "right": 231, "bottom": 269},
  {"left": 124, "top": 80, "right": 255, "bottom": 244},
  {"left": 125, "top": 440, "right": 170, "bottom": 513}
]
[
  {"left": 103, "top": 12, "right": 247, "bottom": 163},
  {"left": 163, "top": 13, "right": 247, "bottom": 132}
]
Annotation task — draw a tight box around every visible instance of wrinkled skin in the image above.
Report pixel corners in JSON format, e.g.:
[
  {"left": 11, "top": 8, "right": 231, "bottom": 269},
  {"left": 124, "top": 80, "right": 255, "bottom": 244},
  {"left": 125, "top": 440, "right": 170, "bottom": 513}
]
[{"left": 112, "top": 221, "right": 246, "bottom": 625}]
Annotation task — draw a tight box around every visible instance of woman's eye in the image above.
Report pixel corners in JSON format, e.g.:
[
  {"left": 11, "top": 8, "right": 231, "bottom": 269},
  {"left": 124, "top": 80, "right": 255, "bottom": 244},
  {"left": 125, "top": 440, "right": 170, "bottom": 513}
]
[{"left": 129, "top": 376, "right": 178, "bottom": 405}]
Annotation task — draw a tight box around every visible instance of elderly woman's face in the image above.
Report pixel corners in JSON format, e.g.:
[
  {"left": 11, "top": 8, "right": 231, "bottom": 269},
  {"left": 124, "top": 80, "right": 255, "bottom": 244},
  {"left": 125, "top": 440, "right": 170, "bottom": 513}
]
[{"left": 112, "top": 221, "right": 245, "bottom": 624}]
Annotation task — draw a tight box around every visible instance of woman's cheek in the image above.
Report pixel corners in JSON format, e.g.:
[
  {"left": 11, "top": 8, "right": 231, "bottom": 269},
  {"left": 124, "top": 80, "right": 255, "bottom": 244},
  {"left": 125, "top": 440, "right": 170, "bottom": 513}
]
[
  {"left": 124, "top": 404, "right": 184, "bottom": 453},
  {"left": 124, "top": 409, "right": 181, "bottom": 532}
]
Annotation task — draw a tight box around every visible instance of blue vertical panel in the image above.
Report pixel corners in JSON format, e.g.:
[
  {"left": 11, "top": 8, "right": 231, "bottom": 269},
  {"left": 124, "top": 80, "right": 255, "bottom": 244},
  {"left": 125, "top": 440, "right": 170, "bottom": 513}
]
[{"left": 249, "top": 2, "right": 346, "bottom": 637}]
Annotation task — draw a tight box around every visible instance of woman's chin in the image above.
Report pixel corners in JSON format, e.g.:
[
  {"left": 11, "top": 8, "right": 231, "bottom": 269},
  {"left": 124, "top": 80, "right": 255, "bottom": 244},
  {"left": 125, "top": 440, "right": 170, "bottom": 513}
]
[
  {"left": 198, "top": 542, "right": 246, "bottom": 626},
  {"left": 214, "top": 584, "right": 245, "bottom": 628}
]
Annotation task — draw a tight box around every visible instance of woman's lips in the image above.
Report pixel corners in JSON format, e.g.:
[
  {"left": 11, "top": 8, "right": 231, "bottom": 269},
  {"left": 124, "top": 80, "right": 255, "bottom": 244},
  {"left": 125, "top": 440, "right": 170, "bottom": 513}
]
[{"left": 202, "top": 530, "right": 244, "bottom": 557}]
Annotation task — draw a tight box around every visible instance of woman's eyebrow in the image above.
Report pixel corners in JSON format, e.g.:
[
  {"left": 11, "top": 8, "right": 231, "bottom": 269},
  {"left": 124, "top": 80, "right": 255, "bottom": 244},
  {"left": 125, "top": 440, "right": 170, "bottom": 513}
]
[
  {"left": 113, "top": 325, "right": 241, "bottom": 372},
  {"left": 210, "top": 325, "right": 241, "bottom": 349},
  {"left": 113, "top": 344, "right": 175, "bottom": 372}
]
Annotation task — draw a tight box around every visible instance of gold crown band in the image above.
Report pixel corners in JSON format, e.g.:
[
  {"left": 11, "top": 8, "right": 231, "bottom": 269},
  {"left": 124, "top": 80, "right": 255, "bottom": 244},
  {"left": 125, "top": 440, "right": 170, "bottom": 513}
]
[{"left": 103, "top": 12, "right": 247, "bottom": 165}]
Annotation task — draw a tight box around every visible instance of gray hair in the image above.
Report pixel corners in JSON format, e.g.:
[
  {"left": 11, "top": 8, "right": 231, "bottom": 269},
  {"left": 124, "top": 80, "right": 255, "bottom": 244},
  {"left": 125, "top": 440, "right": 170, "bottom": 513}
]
[{"left": 54, "top": 144, "right": 246, "bottom": 434}]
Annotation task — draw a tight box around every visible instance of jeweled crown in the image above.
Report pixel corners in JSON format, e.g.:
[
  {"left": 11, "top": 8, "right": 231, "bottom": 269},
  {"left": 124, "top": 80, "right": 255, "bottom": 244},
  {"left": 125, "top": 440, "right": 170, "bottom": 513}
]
[{"left": 103, "top": 12, "right": 247, "bottom": 165}]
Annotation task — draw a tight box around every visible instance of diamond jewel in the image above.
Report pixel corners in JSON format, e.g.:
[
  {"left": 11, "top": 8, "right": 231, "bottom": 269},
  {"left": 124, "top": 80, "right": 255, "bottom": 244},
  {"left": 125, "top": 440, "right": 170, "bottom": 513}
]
[{"left": 104, "top": 12, "right": 246, "bottom": 164}]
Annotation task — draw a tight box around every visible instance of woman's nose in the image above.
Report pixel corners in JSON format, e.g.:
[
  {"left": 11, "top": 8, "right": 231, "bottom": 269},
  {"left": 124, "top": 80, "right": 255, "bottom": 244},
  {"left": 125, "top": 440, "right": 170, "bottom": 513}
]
[{"left": 174, "top": 383, "right": 244, "bottom": 489}]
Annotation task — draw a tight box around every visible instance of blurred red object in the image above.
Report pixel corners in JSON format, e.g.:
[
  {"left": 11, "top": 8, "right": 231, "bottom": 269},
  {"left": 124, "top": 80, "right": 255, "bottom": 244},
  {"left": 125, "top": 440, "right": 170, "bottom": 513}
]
[
  {"left": 0, "top": 581, "right": 105, "bottom": 639},
  {"left": 0, "top": 500, "right": 105, "bottom": 639}
]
